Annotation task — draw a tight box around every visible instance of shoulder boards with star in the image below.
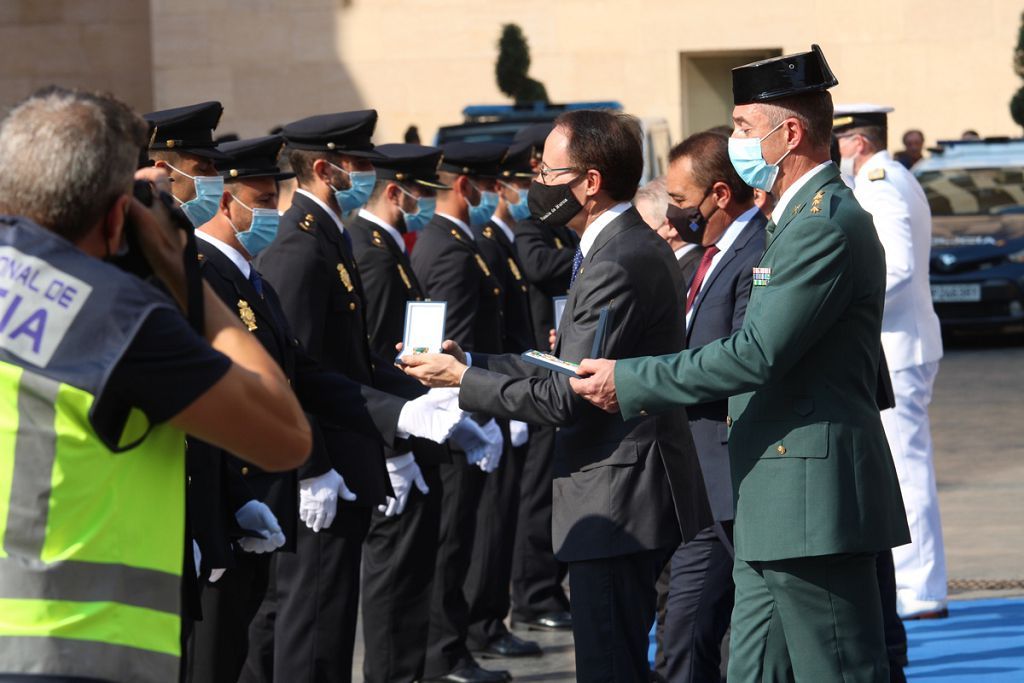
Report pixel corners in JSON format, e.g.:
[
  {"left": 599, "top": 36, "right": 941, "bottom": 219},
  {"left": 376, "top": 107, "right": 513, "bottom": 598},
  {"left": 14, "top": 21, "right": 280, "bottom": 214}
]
[
  {"left": 481, "top": 226, "right": 495, "bottom": 240},
  {"left": 868, "top": 168, "right": 886, "bottom": 182}
]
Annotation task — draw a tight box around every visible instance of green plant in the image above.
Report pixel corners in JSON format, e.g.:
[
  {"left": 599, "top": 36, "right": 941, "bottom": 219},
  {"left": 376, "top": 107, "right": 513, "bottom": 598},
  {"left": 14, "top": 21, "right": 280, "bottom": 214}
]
[{"left": 496, "top": 24, "right": 549, "bottom": 104}]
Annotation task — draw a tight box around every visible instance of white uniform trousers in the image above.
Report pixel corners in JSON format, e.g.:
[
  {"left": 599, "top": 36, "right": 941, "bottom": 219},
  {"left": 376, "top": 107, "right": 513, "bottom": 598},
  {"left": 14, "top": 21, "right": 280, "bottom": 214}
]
[{"left": 880, "top": 360, "right": 947, "bottom": 605}]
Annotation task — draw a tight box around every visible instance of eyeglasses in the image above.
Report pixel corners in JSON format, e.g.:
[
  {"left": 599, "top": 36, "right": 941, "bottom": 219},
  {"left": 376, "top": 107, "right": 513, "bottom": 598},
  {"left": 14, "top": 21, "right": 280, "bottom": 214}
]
[{"left": 537, "top": 163, "right": 579, "bottom": 184}]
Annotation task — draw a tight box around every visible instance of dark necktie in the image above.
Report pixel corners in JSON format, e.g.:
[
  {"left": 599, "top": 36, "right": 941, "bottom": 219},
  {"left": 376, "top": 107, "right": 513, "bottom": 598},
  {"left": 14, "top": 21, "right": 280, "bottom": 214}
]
[
  {"left": 340, "top": 227, "right": 354, "bottom": 254},
  {"left": 686, "top": 245, "right": 720, "bottom": 313},
  {"left": 569, "top": 247, "right": 584, "bottom": 287},
  {"left": 248, "top": 268, "right": 264, "bottom": 298}
]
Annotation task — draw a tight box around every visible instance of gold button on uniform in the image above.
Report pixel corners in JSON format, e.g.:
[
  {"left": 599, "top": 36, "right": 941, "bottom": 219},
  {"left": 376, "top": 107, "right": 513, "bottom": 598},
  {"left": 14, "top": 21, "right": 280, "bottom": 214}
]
[
  {"left": 639, "top": 409, "right": 648, "bottom": 417},
  {"left": 493, "top": 288, "right": 500, "bottom": 296},
  {"left": 726, "top": 416, "right": 733, "bottom": 428},
  {"left": 241, "top": 466, "right": 250, "bottom": 475},
  {"left": 348, "top": 302, "right": 356, "bottom": 311},
  {"left": 777, "top": 445, "right": 787, "bottom": 455}
]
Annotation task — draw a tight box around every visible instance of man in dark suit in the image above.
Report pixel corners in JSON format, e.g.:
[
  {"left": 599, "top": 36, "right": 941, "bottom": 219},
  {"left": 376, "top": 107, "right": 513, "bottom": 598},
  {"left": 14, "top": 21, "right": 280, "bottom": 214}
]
[
  {"left": 249, "top": 112, "right": 464, "bottom": 683},
  {"left": 465, "top": 142, "right": 543, "bottom": 659},
  {"left": 347, "top": 143, "right": 459, "bottom": 683},
  {"left": 506, "top": 124, "right": 574, "bottom": 633},
  {"left": 401, "top": 110, "right": 712, "bottom": 683},
  {"left": 188, "top": 135, "right": 462, "bottom": 683},
  {"left": 660, "top": 132, "right": 766, "bottom": 683},
  {"left": 409, "top": 142, "right": 511, "bottom": 683},
  {"left": 572, "top": 46, "right": 910, "bottom": 682}
]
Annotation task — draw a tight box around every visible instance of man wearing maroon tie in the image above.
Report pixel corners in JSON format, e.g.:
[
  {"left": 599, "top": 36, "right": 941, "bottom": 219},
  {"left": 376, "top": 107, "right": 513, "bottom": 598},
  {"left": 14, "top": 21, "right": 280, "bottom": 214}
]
[{"left": 659, "top": 131, "right": 766, "bottom": 683}]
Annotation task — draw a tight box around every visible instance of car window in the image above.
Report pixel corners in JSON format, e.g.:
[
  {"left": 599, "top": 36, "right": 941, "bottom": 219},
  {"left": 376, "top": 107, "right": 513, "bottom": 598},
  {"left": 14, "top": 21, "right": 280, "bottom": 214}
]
[{"left": 917, "top": 167, "right": 1024, "bottom": 216}]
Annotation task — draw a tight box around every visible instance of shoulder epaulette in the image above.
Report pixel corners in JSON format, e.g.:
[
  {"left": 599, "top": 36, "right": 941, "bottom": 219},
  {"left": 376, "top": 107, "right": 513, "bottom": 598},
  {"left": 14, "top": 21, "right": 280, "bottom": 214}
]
[
  {"left": 482, "top": 226, "right": 495, "bottom": 240},
  {"left": 868, "top": 168, "right": 886, "bottom": 182},
  {"left": 298, "top": 212, "right": 316, "bottom": 232},
  {"left": 371, "top": 229, "right": 387, "bottom": 248}
]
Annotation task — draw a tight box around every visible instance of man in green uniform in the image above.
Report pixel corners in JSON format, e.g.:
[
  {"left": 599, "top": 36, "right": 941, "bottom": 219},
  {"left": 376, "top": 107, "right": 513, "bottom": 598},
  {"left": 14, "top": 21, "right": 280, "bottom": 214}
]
[{"left": 570, "top": 45, "right": 910, "bottom": 682}]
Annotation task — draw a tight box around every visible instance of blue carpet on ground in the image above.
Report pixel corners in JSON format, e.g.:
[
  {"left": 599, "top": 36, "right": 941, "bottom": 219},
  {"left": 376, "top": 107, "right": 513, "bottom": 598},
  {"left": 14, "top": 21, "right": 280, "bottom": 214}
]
[{"left": 648, "top": 597, "right": 1024, "bottom": 681}]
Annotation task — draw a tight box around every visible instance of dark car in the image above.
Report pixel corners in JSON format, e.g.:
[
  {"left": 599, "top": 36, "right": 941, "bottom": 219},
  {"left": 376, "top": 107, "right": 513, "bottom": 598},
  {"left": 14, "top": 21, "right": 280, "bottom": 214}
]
[{"left": 914, "top": 140, "right": 1024, "bottom": 330}]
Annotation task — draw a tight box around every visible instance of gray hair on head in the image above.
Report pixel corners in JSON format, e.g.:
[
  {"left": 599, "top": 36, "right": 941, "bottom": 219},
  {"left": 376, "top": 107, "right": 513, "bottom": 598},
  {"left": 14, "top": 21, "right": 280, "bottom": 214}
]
[
  {"left": 0, "top": 86, "right": 149, "bottom": 243},
  {"left": 633, "top": 175, "right": 668, "bottom": 219}
]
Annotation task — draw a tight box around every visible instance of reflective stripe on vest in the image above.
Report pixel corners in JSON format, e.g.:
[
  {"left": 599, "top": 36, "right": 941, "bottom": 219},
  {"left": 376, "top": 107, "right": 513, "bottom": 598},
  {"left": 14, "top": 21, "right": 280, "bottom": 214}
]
[{"left": 0, "top": 361, "right": 184, "bottom": 683}]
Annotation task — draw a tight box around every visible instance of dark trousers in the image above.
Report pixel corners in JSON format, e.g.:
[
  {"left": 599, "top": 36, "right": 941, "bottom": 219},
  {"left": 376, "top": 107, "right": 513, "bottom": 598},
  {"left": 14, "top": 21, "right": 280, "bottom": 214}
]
[
  {"left": 568, "top": 548, "right": 670, "bottom": 683},
  {"left": 424, "top": 459, "right": 487, "bottom": 678},
  {"left": 510, "top": 424, "right": 569, "bottom": 620},
  {"left": 362, "top": 464, "right": 443, "bottom": 683},
  {"left": 187, "top": 552, "right": 271, "bottom": 683},
  {"left": 663, "top": 524, "right": 735, "bottom": 683},
  {"left": 240, "top": 506, "right": 372, "bottom": 683},
  {"left": 876, "top": 551, "right": 908, "bottom": 683},
  {"left": 466, "top": 433, "right": 525, "bottom": 649},
  {"left": 728, "top": 553, "right": 889, "bottom": 683}
]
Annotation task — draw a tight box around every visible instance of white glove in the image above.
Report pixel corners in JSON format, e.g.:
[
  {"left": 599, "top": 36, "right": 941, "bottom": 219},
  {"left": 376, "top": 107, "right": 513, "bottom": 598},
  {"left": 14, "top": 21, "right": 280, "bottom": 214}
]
[
  {"left": 449, "top": 416, "right": 490, "bottom": 465},
  {"left": 476, "top": 419, "right": 505, "bottom": 473},
  {"left": 299, "top": 469, "right": 356, "bottom": 532},
  {"left": 209, "top": 568, "right": 226, "bottom": 583},
  {"left": 235, "top": 500, "right": 286, "bottom": 553},
  {"left": 378, "top": 453, "right": 430, "bottom": 517},
  {"left": 396, "top": 389, "right": 465, "bottom": 443},
  {"left": 192, "top": 540, "right": 202, "bottom": 577},
  {"left": 509, "top": 420, "right": 530, "bottom": 448}
]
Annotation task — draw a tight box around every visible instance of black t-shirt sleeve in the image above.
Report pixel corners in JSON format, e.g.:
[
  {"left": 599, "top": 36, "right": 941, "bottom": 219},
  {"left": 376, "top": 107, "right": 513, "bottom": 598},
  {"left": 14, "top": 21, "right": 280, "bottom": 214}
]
[{"left": 92, "top": 307, "right": 232, "bottom": 439}]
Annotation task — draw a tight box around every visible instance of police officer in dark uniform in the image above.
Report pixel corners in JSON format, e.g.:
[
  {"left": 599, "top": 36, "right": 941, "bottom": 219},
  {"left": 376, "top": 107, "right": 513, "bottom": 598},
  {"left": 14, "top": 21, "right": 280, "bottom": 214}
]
[
  {"left": 410, "top": 142, "right": 511, "bottom": 683},
  {"left": 348, "top": 143, "right": 455, "bottom": 683},
  {"left": 249, "top": 112, "right": 464, "bottom": 683},
  {"left": 506, "top": 124, "right": 574, "bottom": 632},
  {"left": 189, "top": 135, "right": 461, "bottom": 683},
  {"left": 464, "top": 143, "right": 543, "bottom": 659}
]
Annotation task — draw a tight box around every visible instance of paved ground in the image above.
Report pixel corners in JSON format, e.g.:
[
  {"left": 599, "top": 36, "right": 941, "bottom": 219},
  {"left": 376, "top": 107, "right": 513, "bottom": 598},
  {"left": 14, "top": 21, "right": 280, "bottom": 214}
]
[{"left": 353, "top": 332, "right": 1024, "bottom": 681}]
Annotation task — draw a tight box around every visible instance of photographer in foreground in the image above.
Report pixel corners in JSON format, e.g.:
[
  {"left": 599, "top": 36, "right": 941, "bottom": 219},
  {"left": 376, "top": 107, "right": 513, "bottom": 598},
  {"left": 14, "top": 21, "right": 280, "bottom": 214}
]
[{"left": 0, "top": 87, "right": 311, "bottom": 683}]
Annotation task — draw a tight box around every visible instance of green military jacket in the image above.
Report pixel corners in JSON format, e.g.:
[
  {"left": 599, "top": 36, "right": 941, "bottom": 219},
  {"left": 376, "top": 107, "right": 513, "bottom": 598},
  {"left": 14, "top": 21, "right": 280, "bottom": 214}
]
[{"left": 616, "top": 164, "right": 910, "bottom": 562}]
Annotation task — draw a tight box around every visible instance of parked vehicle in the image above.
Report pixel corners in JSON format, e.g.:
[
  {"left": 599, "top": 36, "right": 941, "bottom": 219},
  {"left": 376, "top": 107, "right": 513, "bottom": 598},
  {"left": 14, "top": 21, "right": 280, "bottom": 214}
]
[{"left": 914, "top": 138, "right": 1024, "bottom": 330}]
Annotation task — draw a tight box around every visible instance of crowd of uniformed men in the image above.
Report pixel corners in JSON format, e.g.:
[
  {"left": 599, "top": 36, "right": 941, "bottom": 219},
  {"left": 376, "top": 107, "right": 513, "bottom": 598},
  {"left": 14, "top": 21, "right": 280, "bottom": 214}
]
[{"left": 0, "top": 43, "right": 948, "bottom": 683}]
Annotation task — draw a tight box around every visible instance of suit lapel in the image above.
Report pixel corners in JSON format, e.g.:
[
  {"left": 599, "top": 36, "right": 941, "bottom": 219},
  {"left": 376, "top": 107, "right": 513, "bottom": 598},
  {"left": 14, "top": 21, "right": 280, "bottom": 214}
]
[{"left": 198, "top": 240, "right": 284, "bottom": 350}]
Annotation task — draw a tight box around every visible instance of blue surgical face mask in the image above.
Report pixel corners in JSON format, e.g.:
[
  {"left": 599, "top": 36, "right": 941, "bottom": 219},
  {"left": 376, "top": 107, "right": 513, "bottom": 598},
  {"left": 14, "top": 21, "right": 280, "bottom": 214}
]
[
  {"left": 329, "top": 163, "right": 376, "bottom": 212},
  {"left": 229, "top": 195, "right": 280, "bottom": 257},
  {"left": 504, "top": 184, "right": 532, "bottom": 222},
  {"left": 398, "top": 187, "right": 435, "bottom": 232},
  {"left": 727, "top": 121, "right": 791, "bottom": 192},
  {"left": 468, "top": 182, "right": 500, "bottom": 227},
  {"left": 169, "top": 164, "right": 224, "bottom": 227}
]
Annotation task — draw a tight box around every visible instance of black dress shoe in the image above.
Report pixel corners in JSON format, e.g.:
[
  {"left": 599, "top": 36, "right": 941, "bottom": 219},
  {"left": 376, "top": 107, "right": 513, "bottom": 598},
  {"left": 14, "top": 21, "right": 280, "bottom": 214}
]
[
  {"left": 477, "top": 632, "right": 542, "bottom": 658},
  {"left": 511, "top": 610, "right": 572, "bottom": 631},
  {"left": 423, "top": 662, "right": 511, "bottom": 682}
]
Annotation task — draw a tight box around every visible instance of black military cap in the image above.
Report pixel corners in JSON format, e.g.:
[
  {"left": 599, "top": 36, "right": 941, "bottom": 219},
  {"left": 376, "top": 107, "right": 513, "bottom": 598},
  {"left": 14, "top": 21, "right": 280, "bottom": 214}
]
[
  {"left": 498, "top": 142, "right": 535, "bottom": 179},
  {"left": 215, "top": 135, "right": 295, "bottom": 181},
  {"left": 513, "top": 122, "right": 555, "bottom": 158},
  {"left": 438, "top": 142, "right": 508, "bottom": 178},
  {"left": 732, "top": 44, "right": 838, "bottom": 105},
  {"left": 833, "top": 104, "right": 893, "bottom": 136},
  {"left": 372, "top": 143, "right": 451, "bottom": 189},
  {"left": 144, "top": 101, "right": 228, "bottom": 160},
  {"left": 281, "top": 110, "right": 381, "bottom": 158}
]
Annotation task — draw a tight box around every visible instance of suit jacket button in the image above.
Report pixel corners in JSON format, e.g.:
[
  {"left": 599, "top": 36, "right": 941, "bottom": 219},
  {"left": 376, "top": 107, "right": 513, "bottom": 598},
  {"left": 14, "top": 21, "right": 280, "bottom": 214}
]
[
  {"left": 241, "top": 466, "right": 250, "bottom": 475},
  {"left": 639, "top": 409, "right": 649, "bottom": 417},
  {"left": 349, "top": 302, "right": 356, "bottom": 311},
  {"left": 493, "top": 287, "right": 500, "bottom": 296},
  {"left": 726, "top": 416, "right": 733, "bottom": 427},
  {"left": 777, "top": 445, "right": 786, "bottom": 455}
]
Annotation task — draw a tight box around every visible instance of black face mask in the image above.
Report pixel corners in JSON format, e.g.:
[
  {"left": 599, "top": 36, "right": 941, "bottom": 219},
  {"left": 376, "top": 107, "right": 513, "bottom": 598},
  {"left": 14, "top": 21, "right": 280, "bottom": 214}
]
[
  {"left": 666, "top": 189, "right": 717, "bottom": 245},
  {"left": 528, "top": 178, "right": 583, "bottom": 225}
]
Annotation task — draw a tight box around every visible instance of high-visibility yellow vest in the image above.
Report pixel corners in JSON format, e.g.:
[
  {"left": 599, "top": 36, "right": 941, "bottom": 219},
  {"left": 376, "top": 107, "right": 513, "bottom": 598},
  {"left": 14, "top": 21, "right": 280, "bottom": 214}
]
[{"left": 0, "top": 216, "right": 185, "bottom": 683}]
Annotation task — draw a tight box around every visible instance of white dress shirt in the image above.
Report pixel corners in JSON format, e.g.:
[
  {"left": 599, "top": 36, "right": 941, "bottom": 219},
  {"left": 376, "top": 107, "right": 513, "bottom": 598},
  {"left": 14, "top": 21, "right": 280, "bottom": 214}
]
[
  {"left": 490, "top": 215, "right": 515, "bottom": 243},
  {"left": 196, "top": 230, "right": 250, "bottom": 278},
  {"left": 296, "top": 188, "right": 346, "bottom": 237},
  {"left": 438, "top": 212, "right": 474, "bottom": 240},
  {"left": 771, "top": 161, "right": 833, "bottom": 225},
  {"left": 674, "top": 243, "right": 700, "bottom": 261},
  {"left": 685, "top": 206, "right": 759, "bottom": 328},
  {"left": 579, "top": 202, "right": 631, "bottom": 257},
  {"left": 358, "top": 208, "right": 405, "bottom": 252}
]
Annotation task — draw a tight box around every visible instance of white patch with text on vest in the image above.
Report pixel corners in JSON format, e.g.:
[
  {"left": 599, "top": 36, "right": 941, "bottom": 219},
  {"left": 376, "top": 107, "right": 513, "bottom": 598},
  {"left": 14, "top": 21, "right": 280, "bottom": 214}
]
[{"left": 0, "top": 246, "right": 92, "bottom": 367}]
